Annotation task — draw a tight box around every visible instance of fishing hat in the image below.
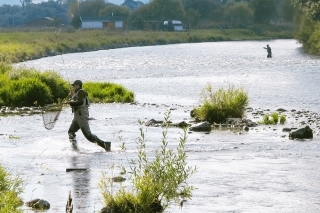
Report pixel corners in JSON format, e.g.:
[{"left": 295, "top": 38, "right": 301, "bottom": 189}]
[{"left": 71, "top": 80, "right": 82, "bottom": 86}]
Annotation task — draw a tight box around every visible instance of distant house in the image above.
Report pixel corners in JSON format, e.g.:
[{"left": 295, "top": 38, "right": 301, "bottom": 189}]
[
  {"left": 144, "top": 20, "right": 160, "bottom": 30},
  {"left": 24, "top": 17, "right": 54, "bottom": 28},
  {"left": 163, "top": 20, "right": 184, "bottom": 31},
  {"left": 80, "top": 16, "right": 126, "bottom": 29}
]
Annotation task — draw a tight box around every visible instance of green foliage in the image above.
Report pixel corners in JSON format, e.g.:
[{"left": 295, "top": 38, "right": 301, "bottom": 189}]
[
  {"left": 83, "top": 82, "right": 134, "bottom": 103},
  {"left": 279, "top": 114, "right": 286, "bottom": 124},
  {"left": 293, "top": 0, "right": 320, "bottom": 21},
  {"left": 259, "top": 112, "right": 286, "bottom": 125},
  {"left": 0, "top": 78, "right": 53, "bottom": 107},
  {"left": 99, "top": 111, "right": 196, "bottom": 213},
  {"left": 0, "top": 66, "right": 70, "bottom": 107},
  {"left": 224, "top": 1, "right": 254, "bottom": 28},
  {"left": 193, "top": 84, "right": 249, "bottom": 123},
  {"left": 249, "top": 0, "right": 277, "bottom": 24},
  {"left": 0, "top": 164, "right": 24, "bottom": 213}
]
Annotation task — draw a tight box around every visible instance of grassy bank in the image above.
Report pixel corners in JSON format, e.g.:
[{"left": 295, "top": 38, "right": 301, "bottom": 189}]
[
  {"left": 0, "top": 28, "right": 294, "bottom": 63},
  {"left": 0, "top": 63, "right": 134, "bottom": 108}
]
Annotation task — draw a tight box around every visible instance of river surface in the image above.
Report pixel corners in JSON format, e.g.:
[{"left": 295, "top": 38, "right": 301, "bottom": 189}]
[{"left": 1, "top": 39, "right": 320, "bottom": 213}]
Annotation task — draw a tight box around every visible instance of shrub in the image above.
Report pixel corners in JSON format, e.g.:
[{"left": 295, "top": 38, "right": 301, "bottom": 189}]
[
  {"left": 192, "top": 84, "right": 249, "bottom": 123},
  {"left": 0, "top": 78, "right": 53, "bottom": 107},
  {"left": 0, "top": 164, "right": 24, "bottom": 213},
  {"left": 99, "top": 111, "right": 196, "bottom": 213},
  {"left": 83, "top": 82, "right": 134, "bottom": 103},
  {"left": 39, "top": 71, "right": 70, "bottom": 103}
]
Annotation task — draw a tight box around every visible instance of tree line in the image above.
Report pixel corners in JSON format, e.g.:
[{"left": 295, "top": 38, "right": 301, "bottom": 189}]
[{"left": 0, "top": 0, "right": 297, "bottom": 30}]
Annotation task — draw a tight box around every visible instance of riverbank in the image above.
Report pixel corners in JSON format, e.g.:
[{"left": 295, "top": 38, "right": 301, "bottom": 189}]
[{"left": 0, "top": 28, "right": 294, "bottom": 63}]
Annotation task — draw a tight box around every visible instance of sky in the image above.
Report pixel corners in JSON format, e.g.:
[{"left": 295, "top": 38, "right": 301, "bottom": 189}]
[{"left": 0, "top": 0, "right": 150, "bottom": 6}]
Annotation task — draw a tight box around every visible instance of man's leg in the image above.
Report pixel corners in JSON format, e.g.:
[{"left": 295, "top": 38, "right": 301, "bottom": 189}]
[
  {"left": 80, "top": 123, "right": 111, "bottom": 152},
  {"left": 68, "top": 119, "right": 80, "bottom": 149}
]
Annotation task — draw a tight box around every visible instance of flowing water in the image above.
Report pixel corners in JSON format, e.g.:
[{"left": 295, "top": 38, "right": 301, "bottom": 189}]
[{"left": 1, "top": 39, "right": 320, "bottom": 212}]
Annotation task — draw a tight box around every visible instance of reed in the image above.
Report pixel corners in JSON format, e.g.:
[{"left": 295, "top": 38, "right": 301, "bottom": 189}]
[
  {"left": 0, "top": 164, "right": 24, "bottom": 213},
  {"left": 193, "top": 84, "right": 249, "bottom": 123},
  {"left": 99, "top": 111, "right": 196, "bottom": 213},
  {"left": 83, "top": 82, "right": 134, "bottom": 103},
  {"left": 259, "top": 112, "right": 286, "bottom": 125}
]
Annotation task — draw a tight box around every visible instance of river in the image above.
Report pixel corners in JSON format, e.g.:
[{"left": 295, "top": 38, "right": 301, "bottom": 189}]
[{"left": 1, "top": 39, "right": 319, "bottom": 213}]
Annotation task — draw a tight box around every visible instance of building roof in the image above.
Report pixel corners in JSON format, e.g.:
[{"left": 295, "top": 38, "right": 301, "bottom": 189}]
[{"left": 80, "top": 16, "right": 126, "bottom": 22}]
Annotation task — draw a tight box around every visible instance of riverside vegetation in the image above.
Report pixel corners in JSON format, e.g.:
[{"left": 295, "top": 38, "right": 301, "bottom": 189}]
[
  {"left": 99, "top": 112, "right": 196, "bottom": 213},
  {"left": 0, "top": 28, "right": 295, "bottom": 63},
  {"left": 0, "top": 62, "right": 134, "bottom": 108}
]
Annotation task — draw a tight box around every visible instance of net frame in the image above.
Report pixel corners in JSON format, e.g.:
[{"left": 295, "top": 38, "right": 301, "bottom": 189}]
[{"left": 42, "top": 103, "right": 63, "bottom": 130}]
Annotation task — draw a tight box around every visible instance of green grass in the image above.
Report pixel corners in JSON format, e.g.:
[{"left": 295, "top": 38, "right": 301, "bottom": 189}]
[
  {"left": 0, "top": 28, "right": 294, "bottom": 63},
  {"left": 192, "top": 84, "right": 249, "bottom": 123},
  {"left": 258, "top": 112, "right": 286, "bottom": 125},
  {"left": 99, "top": 111, "right": 196, "bottom": 213},
  {"left": 0, "top": 164, "right": 24, "bottom": 213},
  {"left": 83, "top": 82, "right": 134, "bottom": 103},
  {"left": 0, "top": 62, "right": 135, "bottom": 108}
]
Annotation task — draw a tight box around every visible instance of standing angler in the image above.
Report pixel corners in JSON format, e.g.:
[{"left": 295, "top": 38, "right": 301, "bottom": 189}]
[
  {"left": 65, "top": 80, "right": 111, "bottom": 152},
  {"left": 263, "top": 44, "right": 272, "bottom": 58}
]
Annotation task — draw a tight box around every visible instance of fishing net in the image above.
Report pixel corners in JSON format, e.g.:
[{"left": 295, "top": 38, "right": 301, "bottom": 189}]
[{"left": 42, "top": 104, "right": 63, "bottom": 130}]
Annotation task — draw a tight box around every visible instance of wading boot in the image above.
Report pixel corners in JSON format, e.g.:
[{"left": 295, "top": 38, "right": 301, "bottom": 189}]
[
  {"left": 68, "top": 133, "right": 78, "bottom": 150},
  {"left": 97, "top": 141, "right": 111, "bottom": 152}
]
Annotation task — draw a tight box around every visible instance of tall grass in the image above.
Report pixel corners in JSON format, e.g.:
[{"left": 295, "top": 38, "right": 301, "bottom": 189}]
[
  {"left": 99, "top": 111, "right": 196, "bottom": 213},
  {"left": 192, "top": 84, "right": 249, "bottom": 123},
  {"left": 83, "top": 82, "right": 134, "bottom": 103},
  {"left": 259, "top": 112, "right": 286, "bottom": 125},
  {"left": 0, "top": 28, "right": 293, "bottom": 63},
  {"left": 0, "top": 62, "right": 135, "bottom": 107},
  {"left": 0, "top": 164, "right": 24, "bottom": 213}
]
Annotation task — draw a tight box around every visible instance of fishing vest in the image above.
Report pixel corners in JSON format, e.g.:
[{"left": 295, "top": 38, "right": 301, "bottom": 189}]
[{"left": 72, "top": 89, "right": 90, "bottom": 109}]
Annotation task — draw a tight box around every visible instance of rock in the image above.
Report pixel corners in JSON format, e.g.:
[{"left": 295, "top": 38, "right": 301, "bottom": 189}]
[
  {"left": 189, "top": 121, "right": 211, "bottom": 132},
  {"left": 112, "top": 176, "right": 126, "bottom": 182},
  {"left": 282, "top": 127, "right": 292, "bottom": 132},
  {"left": 276, "top": 108, "right": 287, "bottom": 112},
  {"left": 145, "top": 119, "right": 163, "bottom": 127},
  {"left": 289, "top": 126, "right": 313, "bottom": 140},
  {"left": 25, "top": 198, "right": 50, "bottom": 210}
]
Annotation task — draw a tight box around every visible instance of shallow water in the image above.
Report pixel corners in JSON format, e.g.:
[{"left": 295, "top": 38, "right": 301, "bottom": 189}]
[{"left": 2, "top": 39, "right": 320, "bottom": 212}]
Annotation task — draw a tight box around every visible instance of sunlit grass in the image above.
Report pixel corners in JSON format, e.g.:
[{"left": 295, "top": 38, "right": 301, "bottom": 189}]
[
  {"left": 192, "top": 84, "right": 249, "bottom": 123},
  {"left": 0, "top": 28, "right": 292, "bottom": 63},
  {"left": 0, "top": 164, "right": 24, "bottom": 213}
]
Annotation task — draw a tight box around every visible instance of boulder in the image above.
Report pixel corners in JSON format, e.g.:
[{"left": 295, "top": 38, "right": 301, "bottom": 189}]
[
  {"left": 189, "top": 121, "right": 211, "bottom": 132},
  {"left": 25, "top": 198, "right": 50, "bottom": 210},
  {"left": 289, "top": 126, "right": 313, "bottom": 140}
]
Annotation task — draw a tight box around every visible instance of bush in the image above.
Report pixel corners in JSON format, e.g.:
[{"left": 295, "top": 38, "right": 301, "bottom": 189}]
[
  {"left": 0, "top": 164, "right": 24, "bottom": 213},
  {"left": 83, "top": 82, "right": 134, "bottom": 103},
  {"left": 99, "top": 111, "right": 196, "bottom": 213},
  {"left": 192, "top": 84, "right": 249, "bottom": 123},
  {"left": 0, "top": 78, "right": 53, "bottom": 107}
]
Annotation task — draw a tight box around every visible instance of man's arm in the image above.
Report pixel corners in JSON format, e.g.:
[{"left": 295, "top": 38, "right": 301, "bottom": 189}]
[{"left": 65, "top": 90, "right": 86, "bottom": 106}]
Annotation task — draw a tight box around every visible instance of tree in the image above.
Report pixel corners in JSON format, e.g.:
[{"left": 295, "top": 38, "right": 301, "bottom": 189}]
[
  {"left": 224, "top": 1, "right": 254, "bottom": 28},
  {"left": 182, "top": 0, "right": 221, "bottom": 19},
  {"left": 249, "top": 0, "right": 277, "bottom": 24},
  {"left": 128, "top": 0, "right": 185, "bottom": 30},
  {"left": 292, "top": 0, "right": 320, "bottom": 21},
  {"left": 99, "top": 4, "right": 130, "bottom": 17}
]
